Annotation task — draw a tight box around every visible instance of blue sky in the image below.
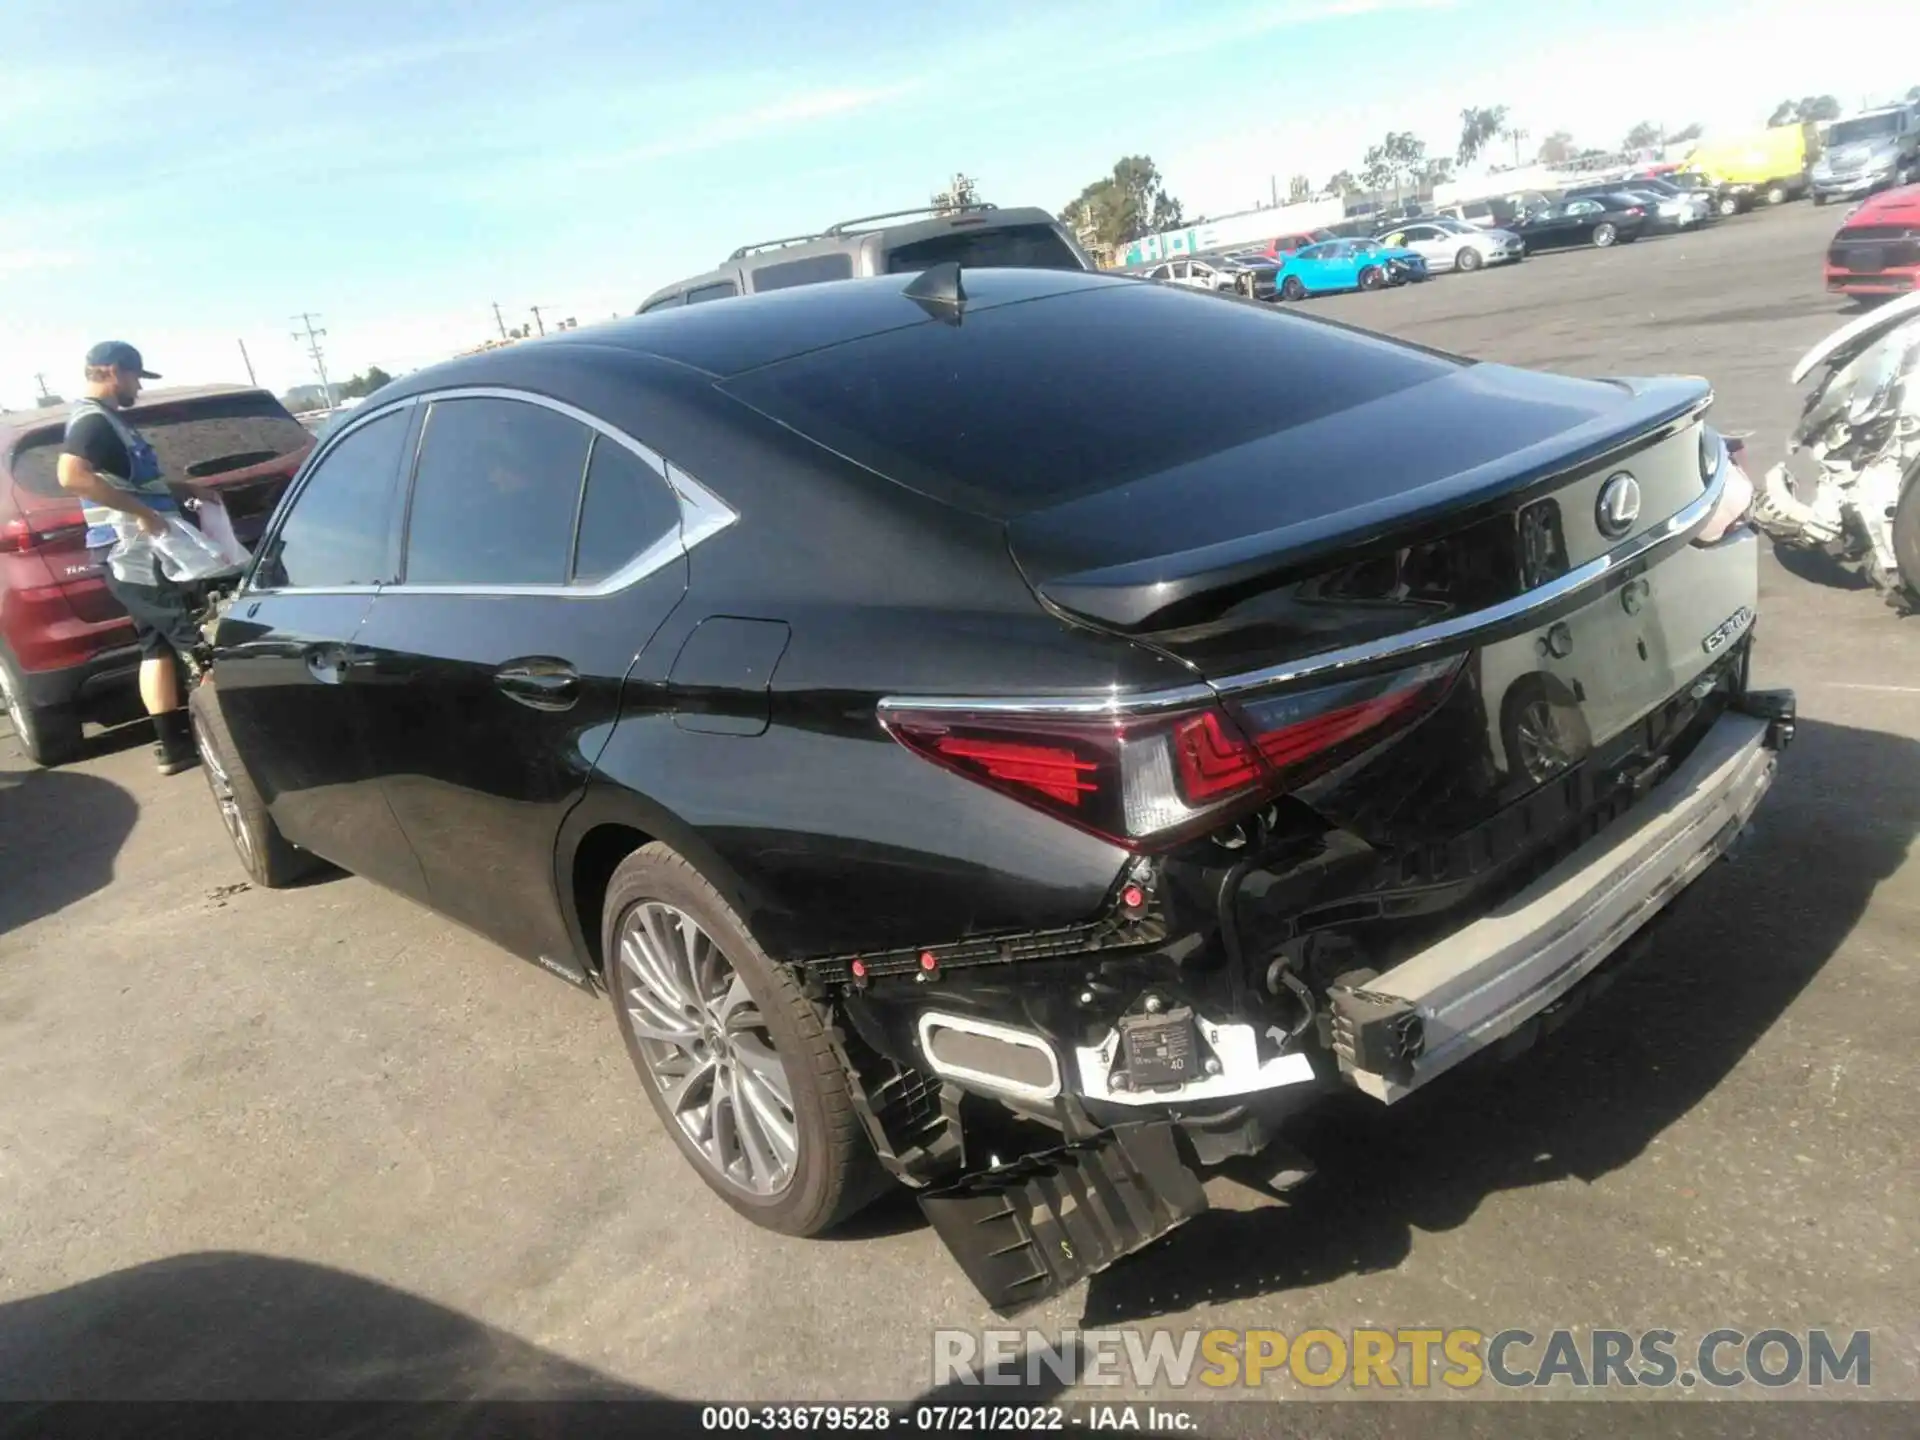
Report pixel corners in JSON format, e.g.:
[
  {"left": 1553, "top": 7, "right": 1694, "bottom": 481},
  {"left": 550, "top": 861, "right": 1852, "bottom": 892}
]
[{"left": 1, "top": 0, "right": 1912, "bottom": 405}]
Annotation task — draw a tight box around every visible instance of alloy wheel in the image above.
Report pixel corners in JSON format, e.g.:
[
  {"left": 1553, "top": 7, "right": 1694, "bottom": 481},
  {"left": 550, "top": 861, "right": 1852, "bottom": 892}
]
[
  {"left": 194, "top": 715, "right": 255, "bottom": 872},
  {"left": 1514, "top": 699, "right": 1577, "bottom": 782},
  {"left": 619, "top": 901, "right": 798, "bottom": 1196}
]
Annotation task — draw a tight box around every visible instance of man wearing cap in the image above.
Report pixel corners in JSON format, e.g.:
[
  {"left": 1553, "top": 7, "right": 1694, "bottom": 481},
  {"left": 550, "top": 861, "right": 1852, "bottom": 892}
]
[{"left": 55, "top": 342, "right": 198, "bottom": 774}]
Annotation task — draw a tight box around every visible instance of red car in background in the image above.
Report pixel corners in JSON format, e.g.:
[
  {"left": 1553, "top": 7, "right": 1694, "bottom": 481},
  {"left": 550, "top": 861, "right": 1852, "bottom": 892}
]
[
  {"left": 1, "top": 385, "right": 312, "bottom": 764},
  {"left": 1250, "top": 228, "right": 1337, "bottom": 259},
  {"left": 1825, "top": 183, "right": 1920, "bottom": 299}
]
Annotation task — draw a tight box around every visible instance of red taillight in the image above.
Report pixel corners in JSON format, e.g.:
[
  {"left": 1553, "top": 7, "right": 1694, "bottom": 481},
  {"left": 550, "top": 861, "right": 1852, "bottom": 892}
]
[
  {"left": 931, "top": 735, "right": 1097, "bottom": 806},
  {"left": 0, "top": 513, "right": 86, "bottom": 554},
  {"left": 1172, "top": 711, "right": 1262, "bottom": 801},
  {"left": 1626, "top": 207, "right": 1644, "bottom": 217},
  {"left": 881, "top": 658, "right": 1460, "bottom": 851}
]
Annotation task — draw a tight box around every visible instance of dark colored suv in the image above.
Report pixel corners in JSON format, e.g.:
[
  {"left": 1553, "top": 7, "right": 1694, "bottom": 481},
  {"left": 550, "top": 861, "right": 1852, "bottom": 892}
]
[{"left": 1, "top": 385, "right": 312, "bottom": 764}]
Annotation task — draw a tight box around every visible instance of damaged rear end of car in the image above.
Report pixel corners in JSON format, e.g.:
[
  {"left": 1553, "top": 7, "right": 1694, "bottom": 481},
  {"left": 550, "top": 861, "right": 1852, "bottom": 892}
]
[{"left": 717, "top": 279, "right": 1790, "bottom": 1312}]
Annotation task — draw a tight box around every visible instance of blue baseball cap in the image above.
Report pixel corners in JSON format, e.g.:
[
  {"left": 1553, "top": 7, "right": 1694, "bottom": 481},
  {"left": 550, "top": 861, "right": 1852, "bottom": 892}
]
[{"left": 85, "top": 341, "right": 160, "bottom": 379}]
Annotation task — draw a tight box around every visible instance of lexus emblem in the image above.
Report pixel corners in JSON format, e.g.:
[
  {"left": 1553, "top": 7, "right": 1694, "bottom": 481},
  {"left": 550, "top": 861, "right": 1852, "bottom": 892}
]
[{"left": 1596, "top": 472, "right": 1642, "bottom": 539}]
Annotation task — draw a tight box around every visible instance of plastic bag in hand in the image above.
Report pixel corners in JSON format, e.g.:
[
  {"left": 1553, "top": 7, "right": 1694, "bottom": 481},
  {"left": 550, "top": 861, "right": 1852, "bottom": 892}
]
[{"left": 152, "top": 514, "right": 245, "bottom": 583}]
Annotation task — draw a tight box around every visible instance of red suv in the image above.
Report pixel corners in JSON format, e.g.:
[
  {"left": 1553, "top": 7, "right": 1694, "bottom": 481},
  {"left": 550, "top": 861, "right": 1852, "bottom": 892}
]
[{"left": 1, "top": 385, "right": 312, "bottom": 765}]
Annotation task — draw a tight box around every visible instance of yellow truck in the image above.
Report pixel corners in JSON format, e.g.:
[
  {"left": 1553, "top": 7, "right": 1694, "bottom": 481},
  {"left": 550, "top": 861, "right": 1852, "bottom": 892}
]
[{"left": 1683, "top": 122, "right": 1822, "bottom": 214}]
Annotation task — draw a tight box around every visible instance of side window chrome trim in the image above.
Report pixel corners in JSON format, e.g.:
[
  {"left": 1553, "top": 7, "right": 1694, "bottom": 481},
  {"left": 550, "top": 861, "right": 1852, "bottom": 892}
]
[{"left": 250, "top": 384, "right": 738, "bottom": 600}]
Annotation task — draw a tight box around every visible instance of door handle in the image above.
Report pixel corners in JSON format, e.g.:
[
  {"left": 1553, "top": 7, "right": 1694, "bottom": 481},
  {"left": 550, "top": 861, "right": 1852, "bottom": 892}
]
[
  {"left": 305, "top": 645, "right": 373, "bottom": 685},
  {"left": 494, "top": 659, "right": 580, "bottom": 712}
]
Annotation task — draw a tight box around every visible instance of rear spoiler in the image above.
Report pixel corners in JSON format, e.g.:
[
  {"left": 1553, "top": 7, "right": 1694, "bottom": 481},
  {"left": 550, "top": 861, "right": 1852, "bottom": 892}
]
[{"left": 1032, "top": 377, "right": 1711, "bottom": 631}]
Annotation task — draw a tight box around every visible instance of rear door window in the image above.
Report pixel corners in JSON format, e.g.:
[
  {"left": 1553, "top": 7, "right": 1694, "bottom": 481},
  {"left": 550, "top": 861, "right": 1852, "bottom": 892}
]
[
  {"left": 750, "top": 253, "right": 855, "bottom": 291},
  {"left": 403, "top": 397, "right": 592, "bottom": 587},
  {"left": 259, "top": 409, "right": 411, "bottom": 589},
  {"left": 685, "top": 280, "right": 739, "bottom": 304},
  {"left": 883, "top": 223, "right": 1083, "bottom": 273}
]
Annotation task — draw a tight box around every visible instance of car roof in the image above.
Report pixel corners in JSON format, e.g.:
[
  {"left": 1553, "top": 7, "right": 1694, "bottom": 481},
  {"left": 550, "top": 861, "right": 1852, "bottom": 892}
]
[
  {"left": 0, "top": 384, "right": 264, "bottom": 448},
  {"left": 386, "top": 269, "right": 1139, "bottom": 395}
]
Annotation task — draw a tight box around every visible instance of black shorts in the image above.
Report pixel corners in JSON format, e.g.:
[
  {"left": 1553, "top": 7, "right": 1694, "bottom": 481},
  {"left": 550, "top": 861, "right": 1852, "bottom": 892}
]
[{"left": 104, "top": 569, "right": 202, "bottom": 661}]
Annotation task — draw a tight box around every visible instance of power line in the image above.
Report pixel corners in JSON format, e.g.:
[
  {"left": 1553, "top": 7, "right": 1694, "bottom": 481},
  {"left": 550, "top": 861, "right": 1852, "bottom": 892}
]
[{"left": 290, "top": 312, "right": 335, "bottom": 409}]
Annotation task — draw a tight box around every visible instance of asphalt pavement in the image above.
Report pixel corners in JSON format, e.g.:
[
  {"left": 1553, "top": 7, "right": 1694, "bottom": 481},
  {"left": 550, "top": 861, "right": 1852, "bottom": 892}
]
[{"left": 2, "top": 200, "right": 1915, "bottom": 1409}]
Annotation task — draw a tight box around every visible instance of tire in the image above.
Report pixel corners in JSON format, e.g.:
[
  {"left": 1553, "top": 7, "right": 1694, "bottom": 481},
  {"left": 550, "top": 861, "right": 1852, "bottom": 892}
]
[
  {"left": 1456, "top": 246, "right": 1484, "bottom": 273},
  {"left": 188, "top": 681, "right": 317, "bottom": 887},
  {"left": 1813, "top": 192, "right": 1829, "bottom": 207},
  {"left": 1893, "top": 470, "right": 1920, "bottom": 612},
  {"left": 0, "top": 647, "right": 83, "bottom": 767},
  {"left": 1717, "top": 195, "right": 1740, "bottom": 218},
  {"left": 1358, "top": 265, "right": 1385, "bottom": 291},
  {"left": 1765, "top": 183, "right": 1789, "bottom": 207},
  {"left": 1592, "top": 223, "right": 1618, "bottom": 248},
  {"left": 602, "top": 842, "right": 884, "bottom": 1237},
  {"left": 1280, "top": 275, "right": 1306, "bottom": 301}
]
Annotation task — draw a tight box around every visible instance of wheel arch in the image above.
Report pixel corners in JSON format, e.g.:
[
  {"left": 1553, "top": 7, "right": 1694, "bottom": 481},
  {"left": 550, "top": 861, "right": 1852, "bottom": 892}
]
[{"left": 555, "top": 781, "right": 760, "bottom": 989}]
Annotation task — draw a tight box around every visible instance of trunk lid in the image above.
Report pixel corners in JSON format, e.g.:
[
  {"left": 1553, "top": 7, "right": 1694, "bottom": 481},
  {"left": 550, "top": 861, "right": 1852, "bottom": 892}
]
[
  {"left": 1006, "top": 366, "right": 1710, "bottom": 658},
  {"left": 1004, "top": 368, "right": 1745, "bottom": 850}
]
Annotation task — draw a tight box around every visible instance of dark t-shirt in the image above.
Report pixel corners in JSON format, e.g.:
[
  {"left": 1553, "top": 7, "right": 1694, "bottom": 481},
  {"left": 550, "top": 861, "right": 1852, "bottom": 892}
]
[{"left": 63, "top": 411, "right": 134, "bottom": 480}]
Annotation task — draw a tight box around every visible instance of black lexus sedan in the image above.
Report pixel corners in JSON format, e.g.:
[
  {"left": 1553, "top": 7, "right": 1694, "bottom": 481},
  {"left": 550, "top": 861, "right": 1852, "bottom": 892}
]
[
  {"left": 190, "top": 265, "right": 1789, "bottom": 1310},
  {"left": 1512, "top": 193, "right": 1654, "bottom": 250}
]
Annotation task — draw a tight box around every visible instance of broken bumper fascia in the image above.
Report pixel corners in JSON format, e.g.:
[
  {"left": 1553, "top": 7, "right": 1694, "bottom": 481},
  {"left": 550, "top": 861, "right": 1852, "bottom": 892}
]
[{"left": 1330, "top": 703, "right": 1786, "bottom": 1103}]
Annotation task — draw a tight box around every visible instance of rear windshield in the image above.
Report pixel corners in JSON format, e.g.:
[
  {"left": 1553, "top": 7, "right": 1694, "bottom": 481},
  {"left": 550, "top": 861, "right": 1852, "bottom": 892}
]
[
  {"left": 884, "top": 223, "right": 1083, "bottom": 274},
  {"left": 751, "top": 253, "right": 855, "bottom": 291},
  {"left": 721, "top": 282, "right": 1462, "bottom": 518},
  {"left": 8, "top": 392, "right": 311, "bottom": 497}
]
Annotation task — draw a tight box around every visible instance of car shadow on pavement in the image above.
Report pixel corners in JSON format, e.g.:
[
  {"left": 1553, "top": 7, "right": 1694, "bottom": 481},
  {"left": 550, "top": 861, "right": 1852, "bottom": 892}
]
[
  {"left": 0, "top": 1250, "right": 1080, "bottom": 1415},
  {"left": 1080, "top": 715, "right": 1918, "bottom": 1324},
  {"left": 0, "top": 1251, "right": 647, "bottom": 1402},
  {"left": 0, "top": 764, "right": 138, "bottom": 937},
  {"left": 1770, "top": 543, "right": 1876, "bottom": 592}
]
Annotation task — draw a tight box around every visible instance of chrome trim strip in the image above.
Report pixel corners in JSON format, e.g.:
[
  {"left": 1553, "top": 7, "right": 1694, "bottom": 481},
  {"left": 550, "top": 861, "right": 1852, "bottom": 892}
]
[
  {"left": 876, "top": 682, "right": 1217, "bottom": 719},
  {"left": 243, "top": 384, "right": 738, "bottom": 601},
  {"left": 1210, "top": 447, "right": 1727, "bottom": 697},
  {"left": 879, "top": 446, "right": 1728, "bottom": 717},
  {"left": 916, "top": 1011, "right": 1063, "bottom": 1104}
]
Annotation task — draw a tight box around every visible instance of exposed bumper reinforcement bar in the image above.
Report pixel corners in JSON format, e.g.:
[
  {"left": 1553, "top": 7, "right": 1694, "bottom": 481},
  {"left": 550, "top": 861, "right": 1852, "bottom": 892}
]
[{"left": 1332, "top": 706, "right": 1782, "bottom": 1103}]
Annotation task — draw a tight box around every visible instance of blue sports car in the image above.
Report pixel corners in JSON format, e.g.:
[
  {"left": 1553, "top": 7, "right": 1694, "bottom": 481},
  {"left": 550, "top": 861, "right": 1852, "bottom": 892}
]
[{"left": 1274, "top": 238, "right": 1428, "bottom": 300}]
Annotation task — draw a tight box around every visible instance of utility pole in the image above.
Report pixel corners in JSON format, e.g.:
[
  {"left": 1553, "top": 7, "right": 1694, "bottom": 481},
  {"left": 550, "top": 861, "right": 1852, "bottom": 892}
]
[
  {"left": 34, "top": 372, "right": 52, "bottom": 402},
  {"left": 529, "top": 305, "right": 551, "bottom": 337},
  {"left": 290, "top": 312, "right": 335, "bottom": 410},
  {"left": 236, "top": 339, "right": 257, "bottom": 386},
  {"left": 1270, "top": 174, "right": 1278, "bottom": 208},
  {"left": 492, "top": 302, "right": 509, "bottom": 340}
]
